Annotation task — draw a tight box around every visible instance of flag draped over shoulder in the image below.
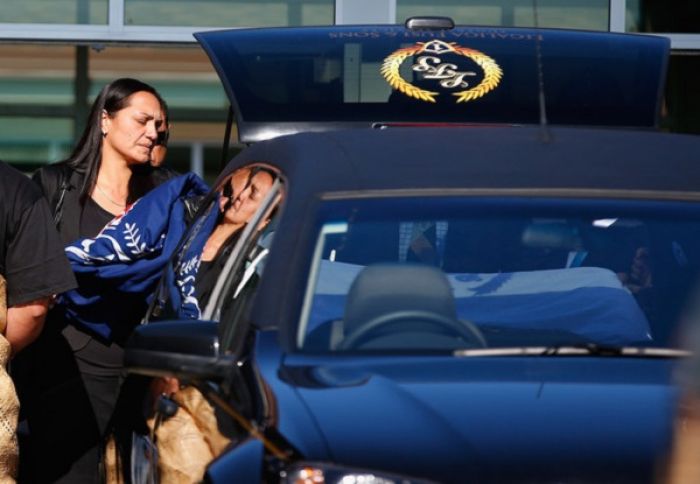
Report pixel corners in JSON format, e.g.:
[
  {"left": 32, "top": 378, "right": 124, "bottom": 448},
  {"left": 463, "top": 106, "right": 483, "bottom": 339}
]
[{"left": 58, "top": 173, "right": 213, "bottom": 341}]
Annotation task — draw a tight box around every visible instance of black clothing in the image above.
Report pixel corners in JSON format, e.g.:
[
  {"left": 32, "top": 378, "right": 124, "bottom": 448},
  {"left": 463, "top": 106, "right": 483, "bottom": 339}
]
[
  {"left": 150, "top": 164, "right": 180, "bottom": 187},
  {"left": 66, "top": 198, "right": 132, "bottom": 376},
  {"left": 195, "top": 260, "right": 218, "bottom": 305},
  {"left": 17, "top": 161, "right": 176, "bottom": 483},
  {"left": 0, "top": 160, "right": 76, "bottom": 483},
  {"left": 194, "top": 230, "right": 243, "bottom": 307},
  {"left": 31, "top": 161, "right": 86, "bottom": 245},
  {"left": 80, "top": 197, "right": 115, "bottom": 241},
  {"left": 18, "top": 320, "right": 120, "bottom": 483},
  {"left": 31, "top": 161, "right": 178, "bottom": 244},
  {"left": 0, "top": 162, "right": 76, "bottom": 306},
  {"left": 34, "top": 165, "right": 151, "bottom": 380}
]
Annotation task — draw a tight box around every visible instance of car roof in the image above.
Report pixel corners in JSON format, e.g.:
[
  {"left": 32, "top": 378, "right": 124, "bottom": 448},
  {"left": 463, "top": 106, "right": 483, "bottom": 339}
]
[
  {"left": 224, "top": 126, "right": 700, "bottom": 337},
  {"left": 195, "top": 24, "right": 669, "bottom": 142},
  {"left": 225, "top": 126, "right": 700, "bottom": 196}
]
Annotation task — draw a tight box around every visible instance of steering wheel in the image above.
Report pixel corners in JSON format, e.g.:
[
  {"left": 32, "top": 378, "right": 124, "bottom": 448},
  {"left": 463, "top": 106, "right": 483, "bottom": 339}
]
[{"left": 339, "top": 310, "right": 487, "bottom": 350}]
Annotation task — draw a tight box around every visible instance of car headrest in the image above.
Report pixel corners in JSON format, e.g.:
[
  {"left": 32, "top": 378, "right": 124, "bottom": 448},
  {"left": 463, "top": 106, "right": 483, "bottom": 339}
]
[{"left": 343, "top": 263, "right": 458, "bottom": 334}]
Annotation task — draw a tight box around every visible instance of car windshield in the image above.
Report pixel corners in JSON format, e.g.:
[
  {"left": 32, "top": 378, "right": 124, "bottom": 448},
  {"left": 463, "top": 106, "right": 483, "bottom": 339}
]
[{"left": 299, "top": 197, "right": 700, "bottom": 353}]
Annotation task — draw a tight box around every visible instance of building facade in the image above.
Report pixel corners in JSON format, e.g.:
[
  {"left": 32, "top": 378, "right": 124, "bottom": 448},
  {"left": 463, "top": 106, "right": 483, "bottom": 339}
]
[{"left": 0, "top": 0, "right": 698, "bottom": 179}]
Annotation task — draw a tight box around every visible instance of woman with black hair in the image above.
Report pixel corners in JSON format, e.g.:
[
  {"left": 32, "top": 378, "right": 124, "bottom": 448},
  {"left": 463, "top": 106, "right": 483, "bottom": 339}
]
[
  {"left": 18, "top": 78, "right": 177, "bottom": 483},
  {"left": 193, "top": 165, "right": 277, "bottom": 304}
]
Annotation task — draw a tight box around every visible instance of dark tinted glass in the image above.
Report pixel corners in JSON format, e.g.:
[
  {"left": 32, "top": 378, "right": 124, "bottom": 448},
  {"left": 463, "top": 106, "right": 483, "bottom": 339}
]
[
  {"left": 663, "top": 54, "right": 700, "bottom": 134},
  {"left": 627, "top": 0, "right": 700, "bottom": 33},
  {"left": 197, "top": 26, "right": 668, "bottom": 131},
  {"left": 302, "top": 197, "right": 700, "bottom": 352}
]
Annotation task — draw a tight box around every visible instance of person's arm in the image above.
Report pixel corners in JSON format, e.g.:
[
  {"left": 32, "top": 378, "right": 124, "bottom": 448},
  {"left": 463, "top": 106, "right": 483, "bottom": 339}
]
[
  {"left": 5, "top": 297, "right": 51, "bottom": 356},
  {"left": 2, "top": 165, "right": 77, "bottom": 356}
]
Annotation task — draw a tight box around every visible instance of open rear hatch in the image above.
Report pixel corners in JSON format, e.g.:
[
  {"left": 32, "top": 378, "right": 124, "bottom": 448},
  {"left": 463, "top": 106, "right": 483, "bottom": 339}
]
[{"left": 195, "top": 21, "right": 669, "bottom": 142}]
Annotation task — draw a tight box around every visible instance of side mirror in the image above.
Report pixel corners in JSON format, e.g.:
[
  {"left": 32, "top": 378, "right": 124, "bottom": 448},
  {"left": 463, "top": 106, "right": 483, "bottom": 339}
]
[{"left": 124, "top": 320, "right": 232, "bottom": 381}]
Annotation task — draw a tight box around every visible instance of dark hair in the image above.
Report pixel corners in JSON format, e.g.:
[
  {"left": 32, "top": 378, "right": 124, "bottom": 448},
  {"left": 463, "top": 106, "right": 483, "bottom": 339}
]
[
  {"left": 220, "top": 165, "right": 279, "bottom": 218},
  {"left": 249, "top": 165, "right": 280, "bottom": 221},
  {"left": 65, "top": 77, "right": 166, "bottom": 203},
  {"left": 156, "top": 98, "right": 170, "bottom": 147}
]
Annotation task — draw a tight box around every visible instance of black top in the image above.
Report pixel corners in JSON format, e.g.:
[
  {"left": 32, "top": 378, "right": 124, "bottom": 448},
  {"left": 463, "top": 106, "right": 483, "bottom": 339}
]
[
  {"left": 80, "top": 197, "right": 117, "bottom": 238},
  {"left": 194, "top": 260, "right": 217, "bottom": 308},
  {"left": 32, "top": 161, "right": 178, "bottom": 245},
  {"left": 63, "top": 199, "right": 126, "bottom": 375},
  {"left": 194, "top": 230, "right": 243, "bottom": 308},
  {"left": 31, "top": 161, "right": 176, "bottom": 375},
  {"left": 0, "top": 161, "right": 76, "bottom": 306}
]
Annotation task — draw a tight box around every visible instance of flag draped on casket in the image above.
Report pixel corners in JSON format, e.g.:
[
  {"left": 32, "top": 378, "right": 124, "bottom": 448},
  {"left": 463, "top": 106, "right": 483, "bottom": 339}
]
[{"left": 308, "top": 260, "right": 652, "bottom": 346}]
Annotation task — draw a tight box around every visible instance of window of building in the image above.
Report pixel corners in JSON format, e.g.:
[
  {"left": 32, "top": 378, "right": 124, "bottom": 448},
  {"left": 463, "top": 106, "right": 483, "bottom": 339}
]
[
  {"left": 626, "top": 0, "right": 700, "bottom": 33},
  {"left": 88, "top": 45, "right": 227, "bottom": 111},
  {"left": 0, "top": 45, "right": 75, "bottom": 170},
  {"left": 0, "top": 117, "right": 74, "bottom": 171},
  {"left": 0, "top": 45, "right": 75, "bottom": 106},
  {"left": 396, "top": 0, "right": 609, "bottom": 30},
  {"left": 2, "top": 0, "right": 108, "bottom": 24},
  {"left": 124, "top": 0, "right": 334, "bottom": 27}
]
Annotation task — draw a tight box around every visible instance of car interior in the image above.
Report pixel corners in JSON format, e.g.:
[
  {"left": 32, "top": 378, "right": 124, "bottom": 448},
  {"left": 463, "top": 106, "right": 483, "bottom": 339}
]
[{"left": 301, "top": 199, "right": 700, "bottom": 353}]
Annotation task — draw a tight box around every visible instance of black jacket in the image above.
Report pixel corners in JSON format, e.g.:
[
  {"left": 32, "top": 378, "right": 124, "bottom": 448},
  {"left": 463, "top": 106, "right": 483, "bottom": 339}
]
[
  {"left": 32, "top": 161, "right": 84, "bottom": 245},
  {"left": 32, "top": 162, "right": 179, "bottom": 245}
]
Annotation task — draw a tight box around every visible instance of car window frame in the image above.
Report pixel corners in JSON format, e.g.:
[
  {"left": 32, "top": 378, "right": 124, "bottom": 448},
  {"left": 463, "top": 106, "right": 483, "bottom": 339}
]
[
  {"left": 202, "top": 175, "right": 283, "bottom": 320},
  {"left": 203, "top": 171, "right": 284, "bottom": 353}
]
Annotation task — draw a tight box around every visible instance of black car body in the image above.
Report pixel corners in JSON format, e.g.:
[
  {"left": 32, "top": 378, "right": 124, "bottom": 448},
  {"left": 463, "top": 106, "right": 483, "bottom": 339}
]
[{"left": 124, "top": 19, "right": 700, "bottom": 484}]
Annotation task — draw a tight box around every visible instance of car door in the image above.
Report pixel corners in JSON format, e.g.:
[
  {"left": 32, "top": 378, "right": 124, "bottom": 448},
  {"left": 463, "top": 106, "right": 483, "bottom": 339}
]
[
  {"left": 127, "top": 162, "right": 285, "bottom": 480},
  {"left": 200, "top": 164, "right": 284, "bottom": 355}
]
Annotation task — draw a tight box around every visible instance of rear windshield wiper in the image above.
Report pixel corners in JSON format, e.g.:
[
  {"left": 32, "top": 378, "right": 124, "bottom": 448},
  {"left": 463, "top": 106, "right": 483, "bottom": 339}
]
[{"left": 454, "top": 345, "right": 691, "bottom": 358}]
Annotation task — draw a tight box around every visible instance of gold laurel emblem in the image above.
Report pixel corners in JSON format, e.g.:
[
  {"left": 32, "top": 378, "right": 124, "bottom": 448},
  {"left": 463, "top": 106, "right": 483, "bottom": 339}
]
[{"left": 380, "top": 40, "right": 503, "bottom": 104}]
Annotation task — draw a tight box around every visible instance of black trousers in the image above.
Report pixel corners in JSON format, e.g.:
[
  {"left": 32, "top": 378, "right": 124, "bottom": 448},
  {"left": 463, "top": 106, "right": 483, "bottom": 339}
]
[{"left": 15, "top": 326, "right": 122, "bottom": 483}]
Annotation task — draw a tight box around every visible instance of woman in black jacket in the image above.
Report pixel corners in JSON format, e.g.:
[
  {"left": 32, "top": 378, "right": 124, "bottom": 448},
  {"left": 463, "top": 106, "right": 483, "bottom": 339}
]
[{"left": 18, "top": 78, "right": 176, "bottom": 483}]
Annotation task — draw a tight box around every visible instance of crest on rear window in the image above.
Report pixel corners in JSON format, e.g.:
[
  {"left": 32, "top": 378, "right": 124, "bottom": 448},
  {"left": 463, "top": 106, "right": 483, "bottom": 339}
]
[{"left": 381, "top": 40, "right": 503, "bottom": 104}]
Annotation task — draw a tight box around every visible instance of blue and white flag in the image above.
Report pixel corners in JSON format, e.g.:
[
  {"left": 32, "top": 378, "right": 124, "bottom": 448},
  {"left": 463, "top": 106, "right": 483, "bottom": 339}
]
[
  {"left": 308, "top": 260, "right": 652, "bottom": 345},
  {"left": 58, "top": 173, "right": 213, "bottom": 340}
]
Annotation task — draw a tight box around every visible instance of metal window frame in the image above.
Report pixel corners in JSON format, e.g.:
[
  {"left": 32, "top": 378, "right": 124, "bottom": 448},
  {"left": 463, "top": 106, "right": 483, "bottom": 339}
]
[
  {"left": 609, "top": 0, "right": 626, "bottom": 32},
  {"left": 0, "top": 0, "right": 697, "bottom": 48},
  {"left": 0, "top": 24, "right": 218, "bottom": 44},
  {"left": 0, "top": 0, "right": 338, "bottom": 44}
]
